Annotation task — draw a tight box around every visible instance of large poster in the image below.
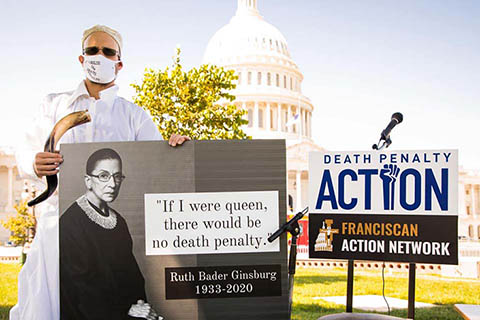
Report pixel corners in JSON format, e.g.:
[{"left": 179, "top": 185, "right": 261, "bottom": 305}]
[
  {"left": 308, "top": 150, "right": 458, "bottom": 264},
  {"left": 59, "top": 140, "right": 288, "bottom": 320}
]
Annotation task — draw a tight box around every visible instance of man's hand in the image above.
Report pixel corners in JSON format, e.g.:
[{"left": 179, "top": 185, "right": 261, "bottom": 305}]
[
  {"left": 34, "top": 152, "right": 63, "bottom": 178},
  {"left": 168, "top": 134, "right": 191, "bottom": 147}
]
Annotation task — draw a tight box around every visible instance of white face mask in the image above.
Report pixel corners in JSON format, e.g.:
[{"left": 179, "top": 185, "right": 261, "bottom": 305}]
[{"left": 83, "top": 54, "right": 120, "bottom": 84}]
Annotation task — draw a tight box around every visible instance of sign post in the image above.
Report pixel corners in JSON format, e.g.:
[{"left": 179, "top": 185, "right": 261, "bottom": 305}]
[
  {"left": 346, "top": 259, "right": 354, "bottom": 313},
  {"left": 408, "top": 262, "right": 416, "bottom": 318}
]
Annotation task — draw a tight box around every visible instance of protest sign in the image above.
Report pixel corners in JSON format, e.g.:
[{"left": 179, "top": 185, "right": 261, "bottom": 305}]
[
  {"left": 308, "top": 150, "right": 458, "bottom": 264},
  {"left": 59, "top": 140, "right": 288, "bottom": 319}
]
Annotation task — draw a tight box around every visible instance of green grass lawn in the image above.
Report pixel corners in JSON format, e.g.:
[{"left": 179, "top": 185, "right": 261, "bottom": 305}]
[
  {"left": 293, "top": 267, "right": 480, "bottom": 320},
  {"left": 1, "top": 263, "right": 479, "bottom": 319},
  {"left": 0, "top": 263, "right": 20, "bottom": 320}
]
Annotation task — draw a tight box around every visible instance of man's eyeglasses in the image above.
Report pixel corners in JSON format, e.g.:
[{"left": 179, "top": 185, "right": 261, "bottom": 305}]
[
  {"left": 83, "top": 46, "right": 120, "bottom": 58},
  {"left": 89, "top": 172, "right": 125, "bottom": 183}
]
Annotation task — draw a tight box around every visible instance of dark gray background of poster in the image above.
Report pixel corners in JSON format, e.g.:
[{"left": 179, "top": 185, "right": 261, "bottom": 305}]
[{"left": 59, "top": 140, "right": 288, "bottom": 320}]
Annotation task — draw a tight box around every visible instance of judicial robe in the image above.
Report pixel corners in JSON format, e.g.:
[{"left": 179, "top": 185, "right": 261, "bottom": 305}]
[{"left": 60, "top": 195, "right": 146, "bottom": 319}]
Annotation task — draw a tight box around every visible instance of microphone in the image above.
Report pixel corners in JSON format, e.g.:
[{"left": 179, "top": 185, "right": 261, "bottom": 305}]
[
  {"left": 381, "top": 112, "right": 403, "bottom": 141},
  {"left": 268, "top": 207, "right": 308, "bottom": 242},
  {"left": 372, "top": 112, "right": 403, "bottom": 150}
]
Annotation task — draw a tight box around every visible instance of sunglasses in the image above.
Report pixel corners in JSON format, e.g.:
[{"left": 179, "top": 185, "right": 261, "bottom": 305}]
[{"left": 83, "top": 46, "right": 120, "bottom": 57}]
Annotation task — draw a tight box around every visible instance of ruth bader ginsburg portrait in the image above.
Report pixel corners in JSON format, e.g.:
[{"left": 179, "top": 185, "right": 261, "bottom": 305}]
[{"left": 59, "top": 148, "right": 161, "bottom": 320}]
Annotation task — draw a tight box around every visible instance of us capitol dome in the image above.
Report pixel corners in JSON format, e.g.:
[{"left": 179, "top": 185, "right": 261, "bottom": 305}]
[
  {"left": 202, "top": 0, "right": 480, "bottom": 273},
  {"left": 203, "top": 0, "right": 323, "bottom": 213}
]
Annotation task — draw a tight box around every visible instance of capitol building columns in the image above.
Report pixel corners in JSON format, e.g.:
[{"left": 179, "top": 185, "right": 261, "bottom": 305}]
[
  {"left": 253, "top": 101, "right": 259, "bottom": 128},
  {"left": 287, "top": 105, "right": 291, "bottom": 132},
  {"left": 233, "top": 98, "right": 313, "bottom": 138},
  {"left": 296, "top": 170, "right": 302, "bottom": 212},
  {"left": 464, "top": 183, "right": 480, "bottom": 217},
  {"left": 287, "top": 168, "right": 309, "bottom": 213},
  {"left": 277, "top": 104, "right": 282, "bottom": 131},
  {"left": 265, "top": 102, "right": 271, "bottom": 130},
  {"left": 459, "top": 178, "right": 480, "bottom": 240},
  {"left": 6, "top": 165, "right": 14, "bottom": 211},
  {"left": 472, "top": 184, "right": 478, "bottom": 216},
  {"left": 241, "top": 102, "right": 247, "bottom": 121},
  {"left": 0, "top": 151, "right": 22, "bottom": 217}
]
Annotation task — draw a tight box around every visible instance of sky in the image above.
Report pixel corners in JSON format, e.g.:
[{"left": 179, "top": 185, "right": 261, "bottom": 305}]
[{"left": 0, "top": 0, "right": 479, "bottom": 169}]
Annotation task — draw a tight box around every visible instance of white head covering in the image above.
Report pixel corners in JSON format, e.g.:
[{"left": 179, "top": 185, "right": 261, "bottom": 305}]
[{"left": 82, "top": 25, "right": 123, "bottom": 54}]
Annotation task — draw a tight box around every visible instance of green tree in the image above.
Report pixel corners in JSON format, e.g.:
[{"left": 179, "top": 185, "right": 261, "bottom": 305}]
[
  {"left": 1, "top": 201, "right": 36, "bottom": 247},
  {"left": 131, "top": 48, "right": 250, "bottom": 140}
]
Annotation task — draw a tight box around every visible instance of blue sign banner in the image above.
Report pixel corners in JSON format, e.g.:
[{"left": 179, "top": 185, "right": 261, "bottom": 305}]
[{"left": 308, "top": 150, "right": 458, "bottom": 215}]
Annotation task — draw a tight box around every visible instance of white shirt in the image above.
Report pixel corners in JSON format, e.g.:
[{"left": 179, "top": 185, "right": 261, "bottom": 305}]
[
  {"left": 16, "top": 81, "right": 162, "bottom": 180},
  {"left": 11, "top": 81, "right": 163, "bottom": 320}
]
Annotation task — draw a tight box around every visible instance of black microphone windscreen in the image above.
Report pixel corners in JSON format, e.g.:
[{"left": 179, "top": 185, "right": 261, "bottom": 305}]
[{"left": 392, "top": 112, "right": 403, "bottom": 124}]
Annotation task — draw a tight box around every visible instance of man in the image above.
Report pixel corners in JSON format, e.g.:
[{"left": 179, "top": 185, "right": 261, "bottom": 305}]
[
  {"left": 60, "top": 148, "right": 157, "bottom": 319},
  {"left": 13, "top": 25, "right": 187, "bottom": 320}
]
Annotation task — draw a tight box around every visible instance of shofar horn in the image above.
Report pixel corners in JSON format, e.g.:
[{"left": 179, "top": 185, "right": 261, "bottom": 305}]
[{"left": 28, "top": 111, "right": 91, "bottom": 207}]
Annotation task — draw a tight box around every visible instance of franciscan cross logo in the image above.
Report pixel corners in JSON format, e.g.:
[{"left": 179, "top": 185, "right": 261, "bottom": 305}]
[{"left": 314, "top": 219, "right": 339, "bottom": 252}]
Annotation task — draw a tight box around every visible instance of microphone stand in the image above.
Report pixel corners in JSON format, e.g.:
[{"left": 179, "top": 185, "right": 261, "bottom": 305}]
[
  {"left": 347, "top": 134, "right": 393, "bottom": 312},
  {"left": 346, "top": 113, "right": 404, "bottom": 314},
  {"left": 268, "top": 206, "right": 308, "bottom": 320},
  {"left": 374, "top": 113, "right": 417, "bottom": 319},
  {"left": 373, "top": 123, "right": 395, "bottom": 151},
  {"left": 372, "top": 135, "right": 391, "bottom": 151},
  {"left": 371, "top": 115, "right": 416, "bottom": 319}
]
